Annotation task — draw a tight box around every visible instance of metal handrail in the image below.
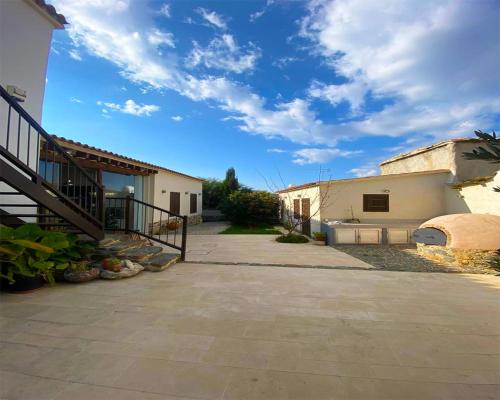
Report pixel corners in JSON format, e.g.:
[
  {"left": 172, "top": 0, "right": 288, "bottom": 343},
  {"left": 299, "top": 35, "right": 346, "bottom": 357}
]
[
  {"left": 0, "top": 85, "right": 104, "bottom": 225},
  {"left": 0, "top": 86, "right": 102, "bottom": 188},
  {"left": 104, "top": 196, "right": 187, "bottom": 260}
]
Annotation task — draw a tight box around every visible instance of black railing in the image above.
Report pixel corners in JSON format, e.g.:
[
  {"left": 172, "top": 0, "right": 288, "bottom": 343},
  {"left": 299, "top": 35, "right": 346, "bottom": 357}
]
[
  {"left": 0, "top": 85, "right": 104, "bottom": 233},
  {"left": 105, "top": 196, "right": 187, "bottom": 260}
]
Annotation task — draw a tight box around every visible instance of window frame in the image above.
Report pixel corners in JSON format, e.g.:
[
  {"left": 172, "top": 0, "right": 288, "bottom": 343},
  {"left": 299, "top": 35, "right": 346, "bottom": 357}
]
[{"left": 363, "top": 194, "right": 389, "bottom": 212}]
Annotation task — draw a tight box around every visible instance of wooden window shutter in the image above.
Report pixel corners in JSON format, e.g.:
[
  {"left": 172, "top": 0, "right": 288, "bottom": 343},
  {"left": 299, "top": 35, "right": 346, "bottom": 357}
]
[
  {"left": 363, "top": 194, "right": 389, "bottom": 212},
  {"left": 190, "top": 193, "right": 197, "bottom": 213},
  {"left": 293, "top": 199, "right": 300, "bottom": 219},
  {"left": 170, "top": 192, "right": 181, "bottom": 214}
]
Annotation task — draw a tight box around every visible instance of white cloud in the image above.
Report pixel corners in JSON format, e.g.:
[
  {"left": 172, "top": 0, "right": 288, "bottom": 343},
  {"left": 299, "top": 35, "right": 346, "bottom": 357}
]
[
  {"left": 349, "top": 163, "right": 379, "bottom": 177},
  {"left": 196, "top": 8, "right": 227, "bottom": 30},
  {"left": 70, "top": 97, "right": 83, "bottom": 103},
  {"left": 186, "top": 34, "right": 260, "bottom": 74},
  {"left": 68, "top": 49, "right": 82, "bottom": 61},
  {"left": 159, "top": 3, "right": 170, "bottom": 18},
  {"left": 97, "top": 99, "right": 160, "bottom": 117},
  {"left": 308, "top": 79, "right": 367, "bottom": 114},
  {"left": 267, "top": 148, "right": 286, "bottom": 153},
  {"left": 292, "top": 148, "right": 361, "bottom": 165},
  {"left": 250, "top": 0, "right": 274, "bottom": 22},
  {"left": 171, "top": 115, "right": 183, "bottom": 122},
  {"left": 301, "top": 0, "right": 500, "bottom": 138},
  {"left": 272, "top": 56, "right": 300, "bottom": 69},
  {"left": 147, "top": 28, "right": 175, "bottom": 48}
]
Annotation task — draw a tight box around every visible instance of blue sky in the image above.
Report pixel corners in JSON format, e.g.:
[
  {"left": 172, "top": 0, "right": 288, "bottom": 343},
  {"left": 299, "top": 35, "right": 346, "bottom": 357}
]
[{"left": 43, "top": 0, "right": 500, "bottom": 189}]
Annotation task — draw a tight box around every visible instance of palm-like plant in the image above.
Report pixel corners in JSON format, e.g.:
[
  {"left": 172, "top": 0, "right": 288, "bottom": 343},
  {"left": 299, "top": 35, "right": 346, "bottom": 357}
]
[{"left": 462, "top": 130, "right": 500, "bottom": 192}]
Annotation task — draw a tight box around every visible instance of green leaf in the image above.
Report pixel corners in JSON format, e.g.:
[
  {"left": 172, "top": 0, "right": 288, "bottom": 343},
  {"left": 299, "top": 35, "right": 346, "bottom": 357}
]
[
  {"left": 45, "top": 271, "right": 55, "bottom": 285},
  {"left": 12, "top": 257, "right": 35, "bottom": 277},
  {"left": 0, "top": 244, "right": 22, "bottom": 257},
  {"left": 41, "top": 233, "right": 69, "bottom": 250},
  {"left": 31, "top": 260, "right": 55, "bottom": 270},
  {"left": 0, "top": 225, "right": 15, "bottom": 240},
  {"left": 10, "top": 239, "right": 54, "bottom": 253},
  {"left": 13, "top": 224, "right": 44, "bottom": 240},
  {"left": 55, "top": 262, "right": 69, "bottom": 270}
]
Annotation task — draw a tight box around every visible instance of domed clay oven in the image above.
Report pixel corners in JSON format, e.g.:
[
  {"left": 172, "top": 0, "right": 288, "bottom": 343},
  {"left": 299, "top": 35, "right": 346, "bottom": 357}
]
[{"left": 413, "top": 213, "right": 500, "bottom": 268}]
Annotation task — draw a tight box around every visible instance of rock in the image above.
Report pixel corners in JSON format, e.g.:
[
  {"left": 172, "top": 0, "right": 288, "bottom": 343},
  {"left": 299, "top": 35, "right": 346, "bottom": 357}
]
[
  {"left": 120, "top": 246, "right": 163, "bottom": 262},
  {"left": 144, "top": 253, "right": 180, "bottom": 272},
  {"left": 64, "top": 267, "right": 100, "bottom": 283},
  {"left": 99, "top": 260, "right": 144, "bottom": 280},
  {"left": 109, "top": 239, "right": 147, "bottom": 253}
]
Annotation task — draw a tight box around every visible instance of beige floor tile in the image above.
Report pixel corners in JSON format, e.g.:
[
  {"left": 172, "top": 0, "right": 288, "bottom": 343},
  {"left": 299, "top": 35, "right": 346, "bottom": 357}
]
[
  {"left": 25, "top": 348, "right": 136, "bottom": 386},
  {"left": 223, "top": 368, "right": 344, "bottom": 400},
  {"left": 0, "top": 370, "right": 70, "bottom": 400},
  {"left": 52, "top": 382, "right": 195, "bottom": 400},
  {"left": 113, "top": 358, "right": 233, "bottom": 399}
]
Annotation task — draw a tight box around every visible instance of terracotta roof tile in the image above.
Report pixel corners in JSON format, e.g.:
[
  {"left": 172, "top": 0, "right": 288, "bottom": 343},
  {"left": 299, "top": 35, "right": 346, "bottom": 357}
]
[{"left": 33, "top": 0, "right": 68, "bottom": 26}]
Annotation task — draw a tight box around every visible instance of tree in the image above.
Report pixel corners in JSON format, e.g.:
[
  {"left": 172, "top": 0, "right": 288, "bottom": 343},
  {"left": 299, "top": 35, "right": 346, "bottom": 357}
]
[
  {"left": 261, "top": 168, "right": 334, "bottom": 238},
  {"left": 202, "top": 179, "right": 227, "bottom": 209},
  {"left": 462, "top": 130, "right": 500, "bottom": 192},
  {"left": 221, "top": 191, "right": 279, "bottom": 226},
  {"left": 202, "top": 168, "right": 248, "bottom": 210},
  {"left": 223, "top": 167, "right": 240, "bottom": 193}
]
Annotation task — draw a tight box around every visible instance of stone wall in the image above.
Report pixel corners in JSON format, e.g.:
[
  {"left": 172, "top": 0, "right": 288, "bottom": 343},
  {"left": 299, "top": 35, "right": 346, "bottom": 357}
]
[{"left": 417, "top": 243, "right": 499, "bottom": 270}]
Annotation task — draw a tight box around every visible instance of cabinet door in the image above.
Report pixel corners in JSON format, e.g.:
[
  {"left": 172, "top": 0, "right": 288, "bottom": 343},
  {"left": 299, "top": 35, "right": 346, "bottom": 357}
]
[
  {"left": 358, "top": 229, "right": 381, "bottom": 244},
  {"left": 388, "top": 229, "right": 409, "bottom": 244},
  {"left": 335, "top": 229, "right": 357, "bottom": 244}
]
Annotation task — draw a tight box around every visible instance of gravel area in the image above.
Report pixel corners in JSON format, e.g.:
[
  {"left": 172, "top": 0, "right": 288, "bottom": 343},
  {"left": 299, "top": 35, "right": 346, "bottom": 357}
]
[{"left": 332, "top": 244, "right": 499, "bottom": 275}]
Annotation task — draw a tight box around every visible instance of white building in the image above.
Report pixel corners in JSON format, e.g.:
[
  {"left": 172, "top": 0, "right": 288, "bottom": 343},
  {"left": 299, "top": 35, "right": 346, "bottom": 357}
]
[
  {"left": 278, "top": 138, "right": 500, "bottom": 244},
  {"left": 0, "top": 1, "right": 202, "bottom": 243}
]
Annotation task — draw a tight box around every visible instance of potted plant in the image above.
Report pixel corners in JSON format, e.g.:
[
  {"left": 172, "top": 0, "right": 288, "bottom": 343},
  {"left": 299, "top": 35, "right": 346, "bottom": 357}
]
[
  {"left": 167, "top": 219, "right": 180, "bottom": 231},
  {"left": 312, "top": 231, "right": 327, "bottom": 245},
  {"left": 101, "top": 257, "right": 122, "bottom": 272},
  {"left": 64, "top": 260, "right": 99, "bottom": 283},
  {"left": 0, "top": 224, "right": 70, "bottom": 292}
]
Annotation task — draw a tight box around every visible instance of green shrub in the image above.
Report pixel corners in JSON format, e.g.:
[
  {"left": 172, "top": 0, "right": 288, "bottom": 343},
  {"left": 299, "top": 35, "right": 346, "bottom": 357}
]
[
  {"left": 0, "top": 224, "right": 96, "bottom": 284},
  {"left": 221, "top": 191, "right": 280, "bottom": 226},
  {"left": 276, "top": 234, "right": 309, "bottom": 244},
  {"left": 313, "top": 232, "right": 326, "bottom": 241}
]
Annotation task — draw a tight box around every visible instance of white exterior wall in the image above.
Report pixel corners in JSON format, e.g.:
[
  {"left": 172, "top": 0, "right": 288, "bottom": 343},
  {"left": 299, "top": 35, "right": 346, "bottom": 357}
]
[
  {"left": 380, "top": 143, "right": 454, "bottom": 177},
  {"left": 320, "top": 172, "right": 450, "bottom": 223},
  {"left": 279, "top": 186, "right": 322, "bottom": 235},
  {"left": 445, "top": 171, "right": 500, "bottom": 215},
  {"left": 0, "top": 0, "right": 55, "bottom": 123},
  {"left": 152, "top": 171, "right": 202, "bottom": 220},
  {"left": 0, "top": 0, "right": 58, "bottom": 217},
  {"left": 380, "top": 141, "right": 499, "bottom": 183}
]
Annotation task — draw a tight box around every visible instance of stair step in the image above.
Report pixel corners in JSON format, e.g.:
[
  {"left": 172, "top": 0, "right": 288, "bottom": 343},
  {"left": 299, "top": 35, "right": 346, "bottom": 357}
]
[
  {"left": 144, "top": 253, "right": 181, "bottom": 272},
  {"left": 120, "top": 245, "right": 163, "bottom": 262},
  {"left": 99, "top": 235, "right": 129, "bottom": 248},
  {"left": 109, "top": 239, "right": 147, "bottom": 253}
]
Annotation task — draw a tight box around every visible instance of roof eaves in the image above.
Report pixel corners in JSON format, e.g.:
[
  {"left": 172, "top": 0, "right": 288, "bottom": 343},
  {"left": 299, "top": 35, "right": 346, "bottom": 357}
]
[
  {"left": 50, "top": 135, "right": 204, "bottom": 182},
  {"left": 30, "top": 0, "right": 68, "bottom": 28},
  {"left": 380, "top": 138, "right": 480, "bottom": 166}
]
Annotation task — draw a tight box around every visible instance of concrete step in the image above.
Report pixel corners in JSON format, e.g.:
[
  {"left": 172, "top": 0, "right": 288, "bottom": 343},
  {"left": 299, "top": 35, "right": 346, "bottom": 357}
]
[
  {"left": 144, "top": 253, "right": 181, "bottom": 272},
  {"left": 120, "top": 245, "right": 163, "bottom": 262}
]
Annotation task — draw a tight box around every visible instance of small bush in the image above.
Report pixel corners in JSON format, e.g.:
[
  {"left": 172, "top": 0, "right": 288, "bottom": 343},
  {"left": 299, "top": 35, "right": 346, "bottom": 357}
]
[
  {"left": 313, "top": 232, "right": 326, "bottom": 241},
  {"left": 276, "top": 234, "right": 309, "bottom": 244},
  {"left": 221, "top": 191, "right": 279, "bottom": 226}
]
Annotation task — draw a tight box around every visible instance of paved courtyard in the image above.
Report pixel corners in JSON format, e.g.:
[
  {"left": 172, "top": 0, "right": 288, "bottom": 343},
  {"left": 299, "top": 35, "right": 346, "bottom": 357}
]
[
  {"left": 185, "top": 233, "right": 374, "bottom": 269},
  {"left": 0, "top": 263, "right": 499, "bottom": 399}
]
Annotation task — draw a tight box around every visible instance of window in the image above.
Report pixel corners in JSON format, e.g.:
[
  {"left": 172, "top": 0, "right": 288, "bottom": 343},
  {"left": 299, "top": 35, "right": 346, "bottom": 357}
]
[
  {"left": 190, "top": 193, "right": 197, "bottom": 214},
  {"left": 363, "top": 194, "right": 389, "bottom": 212},
  {"left": 170, "top": 192, "right": 180, "bottom": 214}
]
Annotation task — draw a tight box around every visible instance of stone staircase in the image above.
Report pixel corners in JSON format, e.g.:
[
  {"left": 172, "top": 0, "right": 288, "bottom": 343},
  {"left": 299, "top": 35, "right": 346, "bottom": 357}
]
[{"left": 96, "top": 234, "right": 181, "bottom": 272}]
